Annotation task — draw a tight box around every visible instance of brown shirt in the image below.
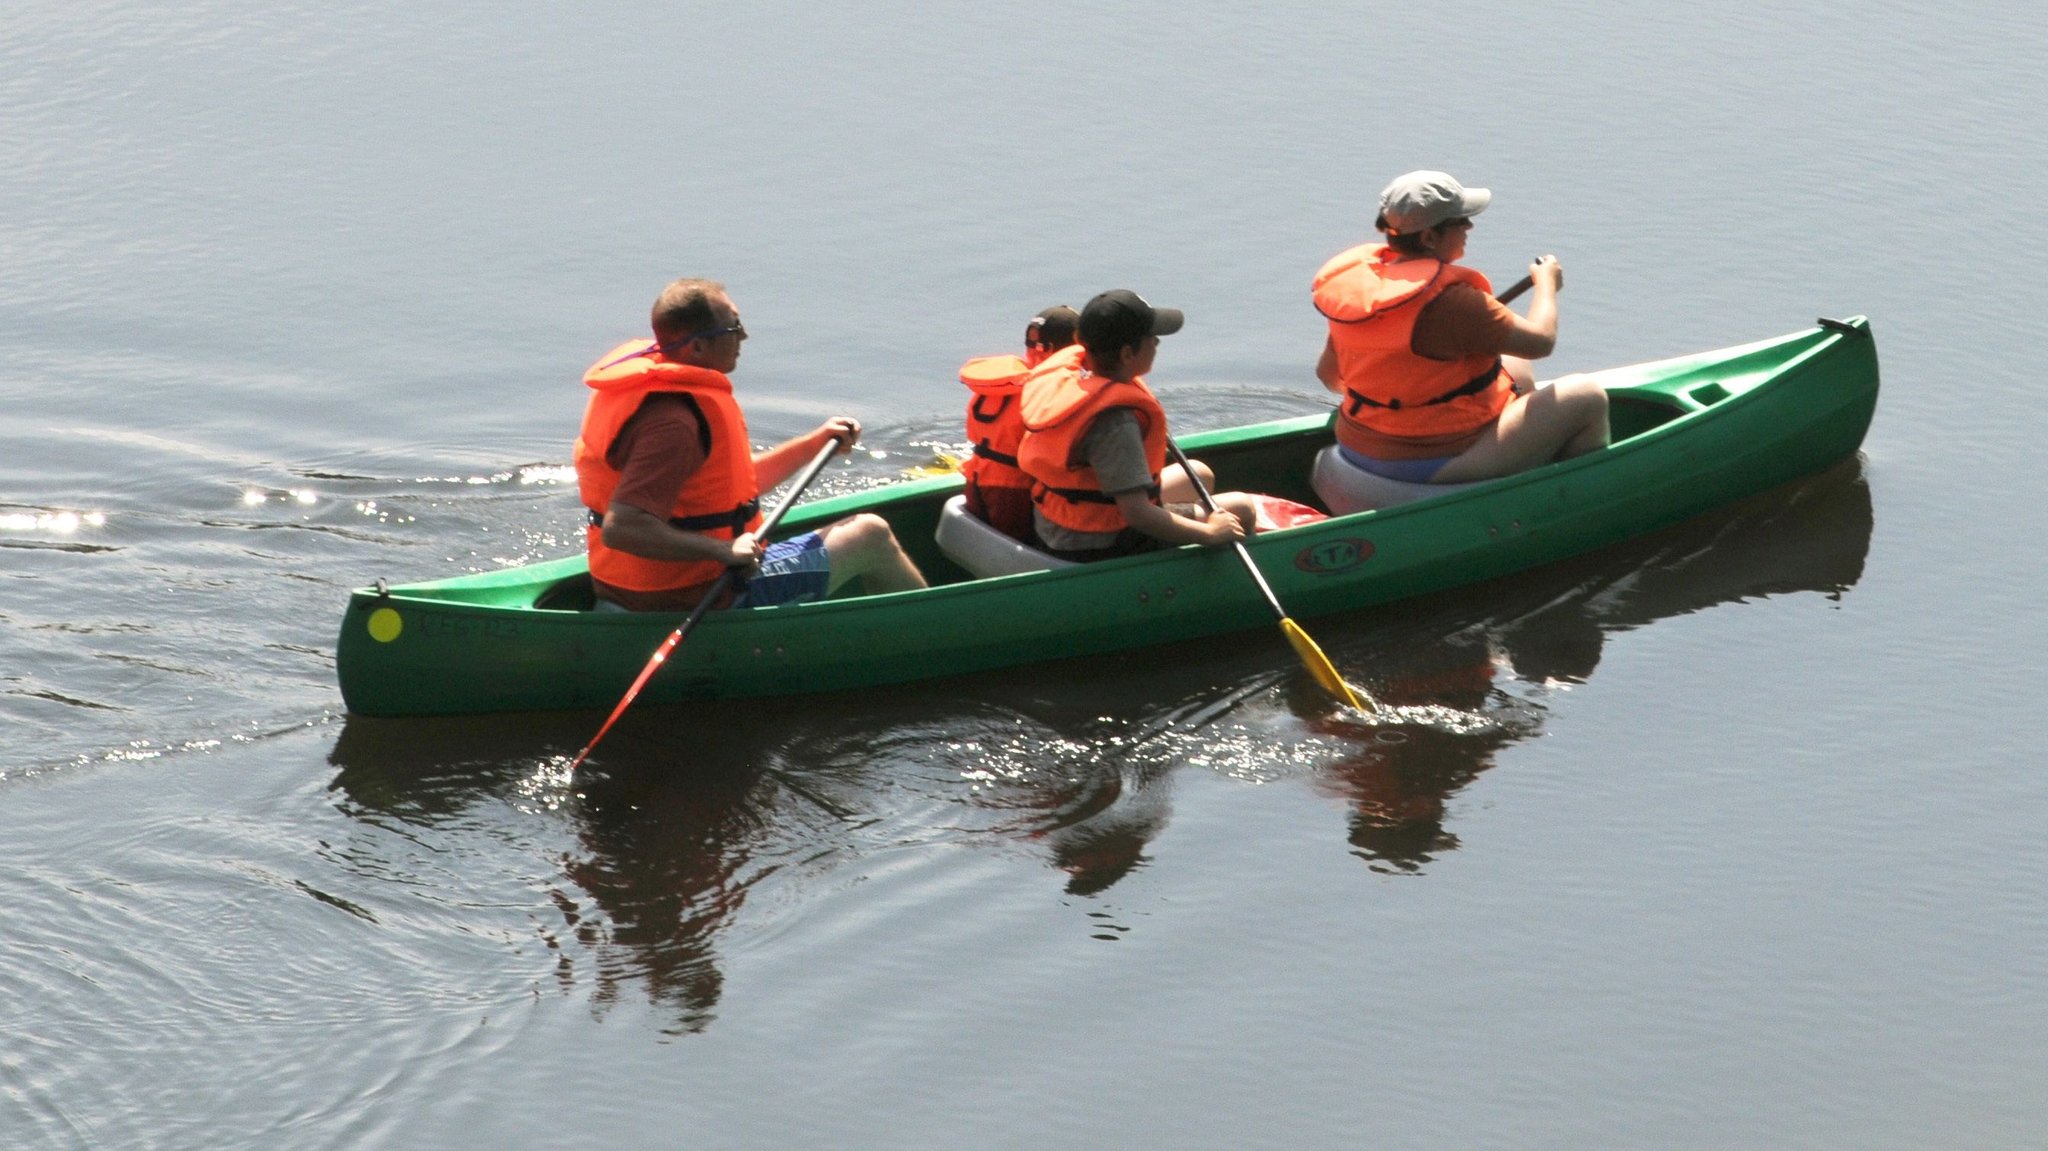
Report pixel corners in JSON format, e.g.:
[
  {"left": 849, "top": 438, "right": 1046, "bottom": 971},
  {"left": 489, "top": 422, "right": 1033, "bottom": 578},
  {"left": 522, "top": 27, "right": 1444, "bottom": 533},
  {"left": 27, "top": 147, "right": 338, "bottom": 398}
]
[
  {"left": 594, "top": 395, "right": 730, "bottom": 612},
  {"left": 1410, "top": 282, "right": 1520, "bottom": 361},
  {"left": 606, "top": 394, "right": 708, "bottom": 515}
]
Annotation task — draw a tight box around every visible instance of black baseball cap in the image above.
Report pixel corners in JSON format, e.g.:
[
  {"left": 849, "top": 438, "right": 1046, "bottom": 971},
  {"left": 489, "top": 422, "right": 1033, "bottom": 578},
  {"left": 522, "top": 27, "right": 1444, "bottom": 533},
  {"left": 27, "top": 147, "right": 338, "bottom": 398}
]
[
  {"left": 1027, "top": 304, "right": 1079, "bottom": 347},
  {"left": 1078, "top": 289, "right": 1184, "bottom": 351}
]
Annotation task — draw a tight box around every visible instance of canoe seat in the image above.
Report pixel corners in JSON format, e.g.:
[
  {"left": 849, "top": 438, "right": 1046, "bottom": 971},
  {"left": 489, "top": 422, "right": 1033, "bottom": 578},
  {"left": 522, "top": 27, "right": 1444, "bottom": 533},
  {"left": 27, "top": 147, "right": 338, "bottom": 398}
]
[
  {"left": 1311, "top": 444, "right": 1485, "bottom": 515},
  {"left": 933, "top": 494, "right": 1077, "bottom": 578}
]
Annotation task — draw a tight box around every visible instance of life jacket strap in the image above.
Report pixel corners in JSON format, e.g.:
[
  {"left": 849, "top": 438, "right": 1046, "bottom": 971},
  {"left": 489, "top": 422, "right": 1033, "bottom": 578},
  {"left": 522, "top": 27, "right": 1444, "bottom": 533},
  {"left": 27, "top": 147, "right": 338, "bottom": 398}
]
[
  {"left": 1033, "top": 481, "right": 1162, "bottom": 506},
  {"left": 971, "top": 441, "right": 1020, "bottom": 468},
  {"left": 969, "top": 394, "right": 1014, "bottom": 423},
  {"left": 1345, "top": 358, "right": 1504, "bottom": 414},
  {"left": 585, "top": 499, "right": 761, "bottom": 534}
]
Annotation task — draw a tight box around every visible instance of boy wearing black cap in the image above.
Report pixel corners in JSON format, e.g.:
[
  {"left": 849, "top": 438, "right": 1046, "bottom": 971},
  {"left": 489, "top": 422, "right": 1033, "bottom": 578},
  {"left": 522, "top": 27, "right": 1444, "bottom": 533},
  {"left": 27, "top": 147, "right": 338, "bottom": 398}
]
[{"left": 1014, "top": 290, "right": 1258, "bottom": 561}]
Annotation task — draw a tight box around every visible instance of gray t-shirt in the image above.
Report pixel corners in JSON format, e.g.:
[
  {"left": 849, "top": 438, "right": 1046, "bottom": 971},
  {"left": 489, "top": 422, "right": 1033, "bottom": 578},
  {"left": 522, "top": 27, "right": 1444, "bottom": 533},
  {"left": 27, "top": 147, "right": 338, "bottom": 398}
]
[{"left": 1033, "top": 408, "right": 1155, "bottom": 552}]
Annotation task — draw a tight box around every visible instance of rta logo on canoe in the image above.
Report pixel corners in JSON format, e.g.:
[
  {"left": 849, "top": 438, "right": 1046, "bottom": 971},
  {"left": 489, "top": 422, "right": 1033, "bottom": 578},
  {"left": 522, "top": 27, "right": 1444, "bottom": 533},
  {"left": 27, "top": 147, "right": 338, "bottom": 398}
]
[{"left": 1294, "top": 538, "right": 1375, "bottom": 574}]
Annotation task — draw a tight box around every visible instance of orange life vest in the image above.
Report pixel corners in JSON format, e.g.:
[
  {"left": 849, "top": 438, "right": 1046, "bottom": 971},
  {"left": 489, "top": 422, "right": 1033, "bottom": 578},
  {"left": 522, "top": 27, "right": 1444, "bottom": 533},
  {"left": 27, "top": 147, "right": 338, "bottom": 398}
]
[
  {"left": 573, "top": 340, "right": 761, "bottom": 593},
  {"left": 1312, "top": 243, "right": 1516, "bottom": 453},
  {"left": 958, "top": 353, "right": 1032, "bottom": 489},
  {"left": 1016, "top": 345, "right": 1168, "bottom": 534}
]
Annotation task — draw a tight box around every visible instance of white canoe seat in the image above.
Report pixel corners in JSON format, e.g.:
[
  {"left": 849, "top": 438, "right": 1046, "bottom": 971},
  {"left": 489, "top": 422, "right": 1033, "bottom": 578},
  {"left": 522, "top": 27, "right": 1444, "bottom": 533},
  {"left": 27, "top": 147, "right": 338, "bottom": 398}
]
[
  {"left": 934, "top": 494, "right": 1077, "bottom": 578},
  {"left": 1311, "top": 444, "right": 1486, "bottom": 515}
]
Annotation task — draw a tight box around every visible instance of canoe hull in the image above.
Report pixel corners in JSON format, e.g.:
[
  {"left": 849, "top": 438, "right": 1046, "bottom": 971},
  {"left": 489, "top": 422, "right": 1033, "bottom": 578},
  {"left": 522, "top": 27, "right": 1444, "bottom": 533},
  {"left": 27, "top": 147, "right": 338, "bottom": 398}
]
[{"left": 336, "top": 318, "right": 1879, "bottom": 716}]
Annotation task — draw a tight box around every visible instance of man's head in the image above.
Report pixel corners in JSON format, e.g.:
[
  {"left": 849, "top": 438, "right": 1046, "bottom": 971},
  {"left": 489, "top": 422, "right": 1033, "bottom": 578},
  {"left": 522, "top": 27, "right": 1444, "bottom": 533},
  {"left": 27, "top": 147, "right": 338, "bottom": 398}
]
[
  {"left": 1078, "top": 290, "right": 1182, "bottom": 380},
  {"left": 651, "top": 278, "right": 748, "bottom": 372},
  {"left": 1024, "top": 304, "right": 1079, "bottom": 367}
]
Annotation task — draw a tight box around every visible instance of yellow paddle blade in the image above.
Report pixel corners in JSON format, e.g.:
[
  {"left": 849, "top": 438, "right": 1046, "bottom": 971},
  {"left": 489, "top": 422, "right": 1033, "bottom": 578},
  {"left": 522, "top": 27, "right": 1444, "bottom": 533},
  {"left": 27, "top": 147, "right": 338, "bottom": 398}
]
[
  {"left": 902, "top": 451, "right": 964, "bottom": 478},
  {"left": 1281, "top": 616, "right": 1375, "bottom": 712}
]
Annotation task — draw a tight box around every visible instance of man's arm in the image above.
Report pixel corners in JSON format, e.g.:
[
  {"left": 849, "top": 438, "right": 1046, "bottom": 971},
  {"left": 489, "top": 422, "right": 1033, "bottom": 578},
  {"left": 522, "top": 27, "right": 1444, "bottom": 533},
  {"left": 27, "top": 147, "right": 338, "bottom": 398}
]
[
  {"left": 600, "top": 503, "right": 758, "bottom": 566},
  {"left": 754, "top": 417, "right": 860, "bottom": 490}
]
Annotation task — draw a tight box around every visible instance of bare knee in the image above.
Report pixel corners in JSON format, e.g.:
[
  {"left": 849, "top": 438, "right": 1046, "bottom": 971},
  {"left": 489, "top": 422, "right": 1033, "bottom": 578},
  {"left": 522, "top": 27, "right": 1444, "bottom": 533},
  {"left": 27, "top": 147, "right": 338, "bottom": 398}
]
[
  {"left": 1553, "top": 375, "right": 1608, "bottom": 413},
  {"left": 822, "top": 512, "right": 925, "bottom": 593},
  {"left": 1162, "top": 461, "right": 1216, "bottom": 503},
  {"left": 1547, "top": 376, "right": 1611, "bottom": 455},
  {"left": 825, "top": 513, "right": 895, "bottom": 558}
]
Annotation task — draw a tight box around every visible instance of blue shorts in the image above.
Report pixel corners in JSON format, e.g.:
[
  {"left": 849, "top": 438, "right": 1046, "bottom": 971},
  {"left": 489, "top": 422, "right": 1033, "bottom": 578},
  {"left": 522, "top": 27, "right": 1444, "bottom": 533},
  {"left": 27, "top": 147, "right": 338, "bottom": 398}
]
[
  {"left": 1337, "top": 444, "right": 1454, "bottom": 484},
  {"left": 731, "top": 531, "right": 832, "bottom": 608}
]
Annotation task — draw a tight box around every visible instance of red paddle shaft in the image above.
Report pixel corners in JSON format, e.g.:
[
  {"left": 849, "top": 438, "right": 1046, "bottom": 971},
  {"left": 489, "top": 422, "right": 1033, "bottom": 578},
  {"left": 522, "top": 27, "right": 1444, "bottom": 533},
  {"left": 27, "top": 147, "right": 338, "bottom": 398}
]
[{"left": 566, "top": 437, "right": 843, "bottom": 772}]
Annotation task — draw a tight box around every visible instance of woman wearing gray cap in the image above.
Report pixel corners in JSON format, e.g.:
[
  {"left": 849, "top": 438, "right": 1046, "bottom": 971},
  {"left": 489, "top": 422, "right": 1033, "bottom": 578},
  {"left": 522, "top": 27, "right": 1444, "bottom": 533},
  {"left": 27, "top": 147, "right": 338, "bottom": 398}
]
[{"left": 1310, "top": 170, "right": 1608, "bottom": 502}]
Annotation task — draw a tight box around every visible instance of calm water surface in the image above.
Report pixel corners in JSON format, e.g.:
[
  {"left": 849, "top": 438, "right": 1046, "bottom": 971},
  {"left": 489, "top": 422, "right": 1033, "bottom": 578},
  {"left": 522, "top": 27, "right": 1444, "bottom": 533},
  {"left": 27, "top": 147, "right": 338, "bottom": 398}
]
[{"left": 4, "top": 3, "right": 2045, "bottom": 1148}]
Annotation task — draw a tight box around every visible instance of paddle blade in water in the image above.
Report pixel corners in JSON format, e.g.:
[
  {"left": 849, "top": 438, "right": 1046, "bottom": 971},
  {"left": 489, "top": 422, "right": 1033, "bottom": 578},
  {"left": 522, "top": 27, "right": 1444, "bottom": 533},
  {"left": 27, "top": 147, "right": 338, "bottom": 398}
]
[
  {"left": 902, "top": 451, "right": 964, "bottom": 478},
  {"left": 1281, "top": 617, "right": 1374, "bottom": 711}
]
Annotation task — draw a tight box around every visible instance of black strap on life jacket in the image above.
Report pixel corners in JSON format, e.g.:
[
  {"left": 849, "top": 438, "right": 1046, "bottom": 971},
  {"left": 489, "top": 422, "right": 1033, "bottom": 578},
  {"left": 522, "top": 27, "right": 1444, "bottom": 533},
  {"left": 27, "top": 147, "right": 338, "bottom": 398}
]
[
  {"left": 668, "top": 500, "right": 760, "bottom": 532},
  {"left": 585, "top": 499, "right": 760, "bottom": 534},
  {"left": 586, "top": 392, "right": 749, "bottom": 532},
  {"left": 1031, "top": 481, "right": 1162, "bottom": 506},
  {"left": 969, "top": 394, "right": 1013, "bottom": 424},
  {"left": 1344, "top": 358, "right": 1504, "bottom": 415},
  {"left": 971, "top": 439, "right": 1020, "bottom": 468}
]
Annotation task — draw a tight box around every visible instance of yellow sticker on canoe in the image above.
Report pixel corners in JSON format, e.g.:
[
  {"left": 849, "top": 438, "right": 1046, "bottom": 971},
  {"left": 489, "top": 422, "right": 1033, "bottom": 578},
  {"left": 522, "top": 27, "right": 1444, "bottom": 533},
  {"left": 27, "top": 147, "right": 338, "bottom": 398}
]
[{"left": 367, "top": 607, "right": 403, "bottom": 643}]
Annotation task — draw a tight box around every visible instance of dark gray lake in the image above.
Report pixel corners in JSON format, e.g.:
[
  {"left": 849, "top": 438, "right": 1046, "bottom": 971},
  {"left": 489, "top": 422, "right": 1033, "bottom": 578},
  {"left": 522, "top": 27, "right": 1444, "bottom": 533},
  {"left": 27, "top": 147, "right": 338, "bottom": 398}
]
[{"left": 5, "top": 4, "right": 2044, "bottom": 1147}]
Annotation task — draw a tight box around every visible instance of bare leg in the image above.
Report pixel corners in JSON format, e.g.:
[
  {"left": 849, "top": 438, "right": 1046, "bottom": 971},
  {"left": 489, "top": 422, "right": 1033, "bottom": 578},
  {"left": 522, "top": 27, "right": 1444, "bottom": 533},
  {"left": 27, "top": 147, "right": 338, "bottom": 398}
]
[
  {"left": 1161, "top": 462, "right": 1262, "bottom": 535},
  {"left": 1431, "top": 375, "right": 1610, "bottom": 484},
  {"left": 1210, "top": 491, "right": 1262, "bottom": 536},
  {"left": 820, "top": 513, "right": 927, "bottom": 594},
  {"left": 1160, "top": 460, "right": 1214, "bottom": 502}
]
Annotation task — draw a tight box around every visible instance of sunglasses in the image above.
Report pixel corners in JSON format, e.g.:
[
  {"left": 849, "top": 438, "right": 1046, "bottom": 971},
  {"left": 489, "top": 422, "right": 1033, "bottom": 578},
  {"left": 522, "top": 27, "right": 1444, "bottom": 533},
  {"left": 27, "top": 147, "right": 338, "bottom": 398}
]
[
  {"left": 657, "top": 320, "right": 746, "bottom": 358},
  {"left": 1438, "top": 217, "right": 1473, "bottom": 230}
]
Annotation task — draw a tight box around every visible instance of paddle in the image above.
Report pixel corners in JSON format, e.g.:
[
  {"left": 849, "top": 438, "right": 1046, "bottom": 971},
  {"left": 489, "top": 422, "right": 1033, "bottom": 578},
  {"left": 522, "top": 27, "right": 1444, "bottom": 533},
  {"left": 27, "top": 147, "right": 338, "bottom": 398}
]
[
  {"left": 1165, "top": 439, "right": 1373, "bottom": 712},
  {"left": 567, "top": 437, "right": 845, "bottom": 771}
]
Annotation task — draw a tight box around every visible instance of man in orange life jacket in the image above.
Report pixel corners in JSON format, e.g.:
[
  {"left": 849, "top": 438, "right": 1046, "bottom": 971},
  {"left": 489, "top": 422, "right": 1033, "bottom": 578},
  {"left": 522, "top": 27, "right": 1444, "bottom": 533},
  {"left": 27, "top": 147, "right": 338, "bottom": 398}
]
[
  {"left": 957, "top": 304, "right": 1078, "bottom": 541},
  {"left": 1015, "top": 290, "right": 1258, "bottom": 561},
  {"left": 1312, "top": 171, "right": 1608, "bottom": 494},
  {"left": 573, "top": 278, "right": 927, "bottom": 612}
]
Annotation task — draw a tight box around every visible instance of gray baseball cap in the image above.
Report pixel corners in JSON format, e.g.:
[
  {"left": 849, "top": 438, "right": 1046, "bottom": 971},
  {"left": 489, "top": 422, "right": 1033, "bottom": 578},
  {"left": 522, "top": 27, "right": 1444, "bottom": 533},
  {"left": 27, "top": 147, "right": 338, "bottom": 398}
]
[{"left": 1378, "top": 170, "right": 1492, "bottom": 234}]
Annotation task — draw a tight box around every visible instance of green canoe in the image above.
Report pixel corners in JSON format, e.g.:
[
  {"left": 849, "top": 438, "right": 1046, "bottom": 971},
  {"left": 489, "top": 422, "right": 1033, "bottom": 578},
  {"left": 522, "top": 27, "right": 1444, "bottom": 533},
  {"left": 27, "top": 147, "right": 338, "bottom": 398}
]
[{"left": 336, "top": 317, "right": 1879, "bottom": 717}]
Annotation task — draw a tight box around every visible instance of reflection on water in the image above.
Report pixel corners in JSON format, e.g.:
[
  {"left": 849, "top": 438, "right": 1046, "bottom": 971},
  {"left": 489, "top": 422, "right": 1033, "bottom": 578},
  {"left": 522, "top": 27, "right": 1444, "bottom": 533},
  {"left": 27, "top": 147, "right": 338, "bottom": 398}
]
[
  {"left": 562, "top": 759, "right": 780, "bottom": 1035},
  {"left": 1315, "top": 458, "right": 1871, "bottom": 872},
  {"left": 328, "top": 460, "right": 1871, "bottom": 1030}
]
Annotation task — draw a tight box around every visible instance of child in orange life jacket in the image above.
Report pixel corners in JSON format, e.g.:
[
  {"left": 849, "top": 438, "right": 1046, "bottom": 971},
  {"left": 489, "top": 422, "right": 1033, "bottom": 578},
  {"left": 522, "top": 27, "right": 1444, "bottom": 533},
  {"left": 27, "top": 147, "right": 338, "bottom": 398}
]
[
  {"left": 957, "top": 305, "right": 1078, "bottom": 541},
  {"left": 1015, "top": 290, "right": 1259, "bottom": 561}
]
